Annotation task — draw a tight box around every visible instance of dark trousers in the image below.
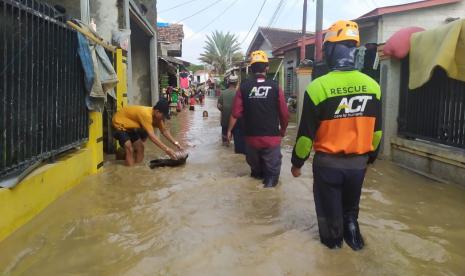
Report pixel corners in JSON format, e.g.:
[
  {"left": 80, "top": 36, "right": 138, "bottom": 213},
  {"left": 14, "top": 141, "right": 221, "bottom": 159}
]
[
  {"left": 232, "top": 127, "right": 246, "bottom": 154},
  {"left": 221, "top": 125, "right": 246, "bottom": 154},
  {"left": 246, "top": 145, "right": 282, "bottom": 178},
  {"left": 312, "top": 165, "right": 366, "bottom": 246},
  {"left": 221, "top": 126, "right": 228, "bottom": 142}
]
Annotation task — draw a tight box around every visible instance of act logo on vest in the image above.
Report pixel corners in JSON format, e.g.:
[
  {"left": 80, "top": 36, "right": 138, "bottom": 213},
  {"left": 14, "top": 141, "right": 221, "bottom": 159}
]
[
  {"left": 249, "top": 86, "right": 272, "bottom": 99},
  {"left": 334, "top": 95, "right": 372, "bottom": 118}
]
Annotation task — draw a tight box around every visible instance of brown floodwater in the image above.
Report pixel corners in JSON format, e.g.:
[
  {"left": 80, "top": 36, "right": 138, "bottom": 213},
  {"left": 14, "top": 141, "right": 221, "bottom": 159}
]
[{"left": 1, "top": 98, "right": 465, "bottom": 275}]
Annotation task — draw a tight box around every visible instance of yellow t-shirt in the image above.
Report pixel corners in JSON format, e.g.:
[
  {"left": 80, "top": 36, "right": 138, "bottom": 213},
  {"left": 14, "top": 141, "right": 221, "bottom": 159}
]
[{"left": 112, "top": 105, "right": 165, "bottom": 133}]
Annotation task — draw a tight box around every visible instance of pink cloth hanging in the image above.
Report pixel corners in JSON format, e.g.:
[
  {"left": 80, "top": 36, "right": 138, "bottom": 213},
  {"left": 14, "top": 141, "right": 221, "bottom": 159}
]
[{"left": 180, "top": 77, "right": 189, "bottom": 89}]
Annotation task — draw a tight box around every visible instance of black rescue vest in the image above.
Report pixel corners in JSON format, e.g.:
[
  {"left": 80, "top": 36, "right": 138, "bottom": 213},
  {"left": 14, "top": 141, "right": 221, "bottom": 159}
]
[{"left": 240, "top": 77, "right": 280, "bottom": 137}]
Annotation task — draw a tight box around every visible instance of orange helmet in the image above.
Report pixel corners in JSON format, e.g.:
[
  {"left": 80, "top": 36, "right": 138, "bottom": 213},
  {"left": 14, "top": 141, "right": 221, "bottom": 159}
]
[
  {"left": 249, "top": 50, "right": 269, "bottom": 65},
  {"left": 324, "top": 20, "right": 360, "bottom": 46}
]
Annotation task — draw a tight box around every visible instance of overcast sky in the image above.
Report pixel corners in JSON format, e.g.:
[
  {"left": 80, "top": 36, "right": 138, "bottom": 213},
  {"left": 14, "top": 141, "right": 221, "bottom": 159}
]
[{"left": 157, "top": 0, "right": 419, "bottom": 64}]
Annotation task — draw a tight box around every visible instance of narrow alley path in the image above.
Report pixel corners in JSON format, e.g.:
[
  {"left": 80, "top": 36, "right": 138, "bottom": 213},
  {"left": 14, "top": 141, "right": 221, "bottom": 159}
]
[{"left": 1, "top": 98, "right": 465, "bottom": 275}]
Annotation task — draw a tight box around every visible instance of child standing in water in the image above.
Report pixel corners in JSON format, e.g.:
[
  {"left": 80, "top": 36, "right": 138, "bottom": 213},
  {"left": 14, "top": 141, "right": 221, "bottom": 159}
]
[{"left": 189, "top": 95, "right": 196, "bottom": 111}]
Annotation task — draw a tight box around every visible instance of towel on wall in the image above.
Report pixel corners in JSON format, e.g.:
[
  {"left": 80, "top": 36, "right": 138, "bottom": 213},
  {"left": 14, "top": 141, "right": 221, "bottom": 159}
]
[
  {"left": 383, "top": 27, "right": 425, "bottom": 59},
  {"left": 409, "top": 19, "right": 465, "bottom": 89}
]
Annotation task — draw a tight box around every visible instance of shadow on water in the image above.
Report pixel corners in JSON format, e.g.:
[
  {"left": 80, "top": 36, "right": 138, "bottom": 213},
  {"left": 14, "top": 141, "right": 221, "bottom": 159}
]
[{"left": 1, "top": 98, "right": 465, "bottom": 275}]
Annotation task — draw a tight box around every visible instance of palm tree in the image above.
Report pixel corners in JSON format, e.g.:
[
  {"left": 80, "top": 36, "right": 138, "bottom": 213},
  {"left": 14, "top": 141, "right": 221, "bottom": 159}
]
[{"left": 199, "top": 31, "right": 243, "bottom": 75}]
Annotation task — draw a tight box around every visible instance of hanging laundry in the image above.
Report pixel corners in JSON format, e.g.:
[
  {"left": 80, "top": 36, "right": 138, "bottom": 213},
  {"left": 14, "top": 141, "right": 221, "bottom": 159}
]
[
  {"left": 75, "top": 19, "right": 118, "bottom": 112},
  {"left": 179, "top": 71, "right": 189, "bottom": 89},
  {"left": 409, "top": 19, "right": 465, "bottom": 89}
]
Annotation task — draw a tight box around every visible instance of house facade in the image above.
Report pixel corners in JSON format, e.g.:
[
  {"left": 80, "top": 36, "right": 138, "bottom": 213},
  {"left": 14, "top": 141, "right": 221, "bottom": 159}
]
[
  {"left": 352, "top": 0, "right": 465, "bottom": 155},
  {"left": 360, "top": 0, "right": 465, "bottom": 185},
  {"left": 273, "top": 36, "right": 316, "bottom": 97},
  {"left": 244, "top": 27, "right": 312, "bottom": 95},
  {"left": 157, "top": 23, "right": 190, "bottom": 91},
  {"left": 193, "top": 70, "right": 210, "bottom": 85},
  {"left": 357, "top": 0, "right": 464, "bottom": 45},
  {"left": 272, "top": 0, "right": 465, "bottom": 185}
]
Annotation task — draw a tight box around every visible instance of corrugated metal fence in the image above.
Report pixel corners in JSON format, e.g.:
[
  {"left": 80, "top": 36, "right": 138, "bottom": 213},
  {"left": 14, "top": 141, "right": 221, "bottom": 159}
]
[
  {"left": 398, "top": 57, "right": 465, "bottom": 149},
  {"left": 1, "top": 0, "right": 88, "bottom": 180}
]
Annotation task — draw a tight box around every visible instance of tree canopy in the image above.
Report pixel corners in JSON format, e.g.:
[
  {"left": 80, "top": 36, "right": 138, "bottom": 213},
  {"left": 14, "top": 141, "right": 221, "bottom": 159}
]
[
  {"left": 199, "top": 31, "right": 243, "bottom": 75},
  {"left": 187, "top": 64, "right": 204, "bottom": 72}
]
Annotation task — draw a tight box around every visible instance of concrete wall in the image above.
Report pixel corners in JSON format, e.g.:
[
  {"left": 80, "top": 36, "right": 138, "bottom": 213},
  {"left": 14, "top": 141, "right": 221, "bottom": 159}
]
[
  {"left": 283, "top": 49, "right": 298, "bottom": 69},
  {"left": 130, "top": 19, "right": 152, "bottom": 106},
  {"left": 379, "top": 58, "right": 401, "bottom": 157},
  {"left": 258, "top": 40, "right": 273, "bottom": 58},
  {"left": 283, "top": 49, "right": 299, "bottom": 95},
  {"left": 296, "top": 67, "right": 312, "bottom": 125},
  {"left": 135, "top": 0, "right": 157, "bottom": 29},
  {"left": 379, "top": 1, "right": 465, "bottom": 43},
  {"left": 194, "top": 73, "right": 209, "bottom": 84},
  {"left": 391, "top": 137, "right": 465, "bottom": 186},
  {"left": 46, "top": 0, "right": 122, "bottom": 49},
  {"left": 0, "top": 112, "right": 103, "bottom": 242},
  {"left": 44, "top": 0, "right": 81, "bottom": 19},
  {"left": 90, "top": 0, "right": 120, "bottom": 42},
  {"left": 359, "top": 23, "right": 378, "bottom": 45}
]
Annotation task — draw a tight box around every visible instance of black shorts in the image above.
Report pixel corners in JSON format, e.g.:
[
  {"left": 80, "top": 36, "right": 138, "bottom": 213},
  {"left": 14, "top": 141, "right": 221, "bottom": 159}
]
[{"left": 113, "top": 129, "right": 148, "bottom": 147}]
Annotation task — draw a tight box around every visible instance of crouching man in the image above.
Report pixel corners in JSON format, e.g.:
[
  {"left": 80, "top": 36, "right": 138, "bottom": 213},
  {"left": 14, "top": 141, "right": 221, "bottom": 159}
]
[{"left": 112, "top": 98, "right": 183, "bottom": 166}]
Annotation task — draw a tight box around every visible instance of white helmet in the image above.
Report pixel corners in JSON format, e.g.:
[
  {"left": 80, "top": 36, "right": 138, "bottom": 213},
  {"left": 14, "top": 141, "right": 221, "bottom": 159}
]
[{"left": 228, "top": 75, "right": 239, "bottom": 83}]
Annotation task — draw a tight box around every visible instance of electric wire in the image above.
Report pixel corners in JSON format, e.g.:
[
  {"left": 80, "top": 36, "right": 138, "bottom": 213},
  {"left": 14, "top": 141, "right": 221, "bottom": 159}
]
[
  {"left": 271, "top": 0, "right": 288, "bottom": 27},
  {"left": 266, "top": 0, "right": 285, "bottom": 27},
  {"left": 159, "top": 0, "right": 201, "bottom": 13},
  {"left": 187, "top": 0, "right": 240, "bottom": 39},
  {"left": 240, "top": 0, "right": 268, "bottom": 45},
  {"left": 175, "top": 0, "right": 226, "bottom": 24}
]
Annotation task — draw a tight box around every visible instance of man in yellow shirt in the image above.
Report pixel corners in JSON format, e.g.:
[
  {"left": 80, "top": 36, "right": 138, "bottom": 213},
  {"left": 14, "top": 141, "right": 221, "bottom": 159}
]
[{"left": 112, "top": 98, "right": 183, "bottom": 166}]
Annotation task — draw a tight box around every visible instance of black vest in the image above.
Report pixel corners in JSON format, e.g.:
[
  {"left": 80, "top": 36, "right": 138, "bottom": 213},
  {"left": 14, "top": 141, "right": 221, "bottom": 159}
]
[{"left": 240, "top": 77, "right": 280, "bottom": 137}]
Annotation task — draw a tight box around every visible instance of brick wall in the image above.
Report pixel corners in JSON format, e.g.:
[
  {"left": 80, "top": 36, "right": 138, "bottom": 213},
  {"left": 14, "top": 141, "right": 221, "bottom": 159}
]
[{"left": 158, "top": 24, "right": 184, "bottom": 43}]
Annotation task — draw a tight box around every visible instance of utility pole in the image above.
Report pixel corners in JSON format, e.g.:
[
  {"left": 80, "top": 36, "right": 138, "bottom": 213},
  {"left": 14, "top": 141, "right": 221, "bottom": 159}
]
[
  {"left": 300, "top": 0, "right": 307, "bottom": 63},
  {"left": 315, "top": 0, "right": 324, "bottom": 62}
]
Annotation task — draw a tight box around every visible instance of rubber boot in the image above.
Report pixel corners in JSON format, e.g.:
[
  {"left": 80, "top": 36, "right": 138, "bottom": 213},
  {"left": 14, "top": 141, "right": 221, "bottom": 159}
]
[
  {"left": 263, "top": 175, "right": 279, "bottom": 188},
  {"left": 343, "top": 219, "right": 365, "bottom": 251},
  {"left": 321, "top": 238, "right": 343, "bottom": 249}
]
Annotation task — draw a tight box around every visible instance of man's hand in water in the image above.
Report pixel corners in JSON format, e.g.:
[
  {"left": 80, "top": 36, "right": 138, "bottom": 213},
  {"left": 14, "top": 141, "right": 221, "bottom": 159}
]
[
  {"left": 165, "top": 148, "right": 177, "bottom": 160},
  {"left": 226, "top": 130, "right": 232, "bottom": 144},
  {"left": 291, "top": 166, "right": 301, "bottom": 177},
  {"left": 174, "top": 141, "right": 184, "bottom": 151}
]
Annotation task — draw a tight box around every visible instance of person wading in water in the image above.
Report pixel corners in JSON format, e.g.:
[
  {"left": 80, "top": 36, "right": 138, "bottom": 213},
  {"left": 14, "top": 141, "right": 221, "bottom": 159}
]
[
  {"left": 218, "top": 74, "right": 245, "bottom": 153},
  {"left": 291, "top": 20, "right": 382, "bottom": 250},
  {"left": 227, "top": 50, "right": 289, "bottom": 188}
]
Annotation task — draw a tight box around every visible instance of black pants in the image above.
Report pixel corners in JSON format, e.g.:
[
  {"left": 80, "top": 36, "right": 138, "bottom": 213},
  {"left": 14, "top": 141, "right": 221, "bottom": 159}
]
[
  {"left": 312, "top": 165, "right": 366, "bottom": 246},
  {"left": 221, "top": 125, "right": 246, "bottom": 154},
  {"left": 113, "top": 129, "right": 148, "bottom": 147},
  {"left": 232, "top": 126, "right": 246, "bottom": 154}
]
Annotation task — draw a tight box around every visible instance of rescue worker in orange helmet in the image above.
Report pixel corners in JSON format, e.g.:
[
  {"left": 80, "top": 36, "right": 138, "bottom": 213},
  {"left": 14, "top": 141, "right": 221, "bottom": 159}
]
[
  {"left": 291, "top": 20, "right": 382, "bottom": 250},
  {"left": 228, "top": 50, "right": 289, "bottom": 188}
]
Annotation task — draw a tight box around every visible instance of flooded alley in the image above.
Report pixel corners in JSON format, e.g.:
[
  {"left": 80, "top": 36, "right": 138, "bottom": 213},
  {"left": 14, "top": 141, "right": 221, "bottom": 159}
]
[{"left": 0, "top": 98, "right": 465, "bottom": 275}]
